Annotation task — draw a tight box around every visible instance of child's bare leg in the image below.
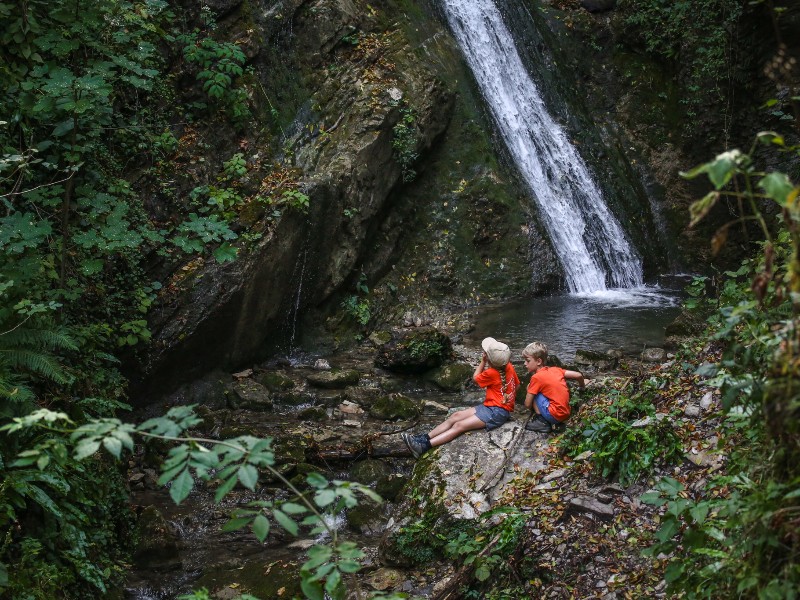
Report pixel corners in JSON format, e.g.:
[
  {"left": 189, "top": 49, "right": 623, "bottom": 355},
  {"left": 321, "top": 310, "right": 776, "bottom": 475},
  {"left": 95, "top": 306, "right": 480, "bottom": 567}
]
[
  {"left": 427, "top": 407, "right": 476, "bottom": 439},
  {"left": 430, "top": 413, "right": 486, "bottom": 447}
]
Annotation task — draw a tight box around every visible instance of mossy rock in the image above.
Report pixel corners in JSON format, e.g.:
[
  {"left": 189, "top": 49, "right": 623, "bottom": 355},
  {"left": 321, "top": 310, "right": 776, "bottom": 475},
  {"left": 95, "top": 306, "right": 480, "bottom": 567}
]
[
  {"left": 349, "top": 458, "right": 392, "bottom": 485},
  {"left": 297, "top": 406, "right": 328, "bottom": 421},
  {"left": 425, "top": 362, "right": 474, "bottom": 391},
  {"left": 369, "top": 330, "right": 393, "bottom": 346},
  {"left": 376, "top": 473, "right": 409, "bottom": 502},
  {"left": 228, "top": 379, "right": 273, "bottom": 411},
  {"left": 306, "top": 369, "right": 361, "bottom": 389},
  {"left": 573, "top": 349, "right": 616, "bottom": 370},
  {"left": 368, "top": 394, "right": 421, "bottom": 421},
  {"left": 256, "top": 370, "right": 295, "bottom": 392},
  {"left": 346, "top": 499, "right": 384, "bottom": 534},
  {"left": 272, "top": 391, "right": 316, "bottom": 406},
  {"left": 664, "top": 310, "right": 706, "bottom": 337},
  {"left": 272, "top": 436, "right": 311, "bottom": 465},
  {"left": 375, "top": 327, "right": 453, "bottom": 374}
]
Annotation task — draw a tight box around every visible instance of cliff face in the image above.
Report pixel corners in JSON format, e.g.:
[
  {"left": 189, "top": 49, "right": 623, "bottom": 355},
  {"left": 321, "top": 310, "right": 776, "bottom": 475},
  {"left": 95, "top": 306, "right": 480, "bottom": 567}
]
[{"left": 136, "top": 0, "right": 761, "bottom": 397}]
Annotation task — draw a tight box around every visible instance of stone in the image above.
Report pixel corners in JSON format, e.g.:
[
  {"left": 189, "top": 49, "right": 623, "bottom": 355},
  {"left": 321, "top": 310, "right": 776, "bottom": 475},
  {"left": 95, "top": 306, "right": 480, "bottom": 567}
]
[
  {"left": 368, "top": 394, "right": 420, "bottom": 421},
  {"left": 684, "top": 404, "right": 701, "bottom": 418},
  {"left": 631, "top": 416, "right": 652, "bottom": 428},
  {"left": 574, "top": 450, "right": 594, "bottom": 462},
  {"left": 376, "top": 473, "right": 409, "bottom": 502},
  {"left": 338, "top": 400, "right": 364, "bottom": 415},
  {"left": 568, "top": 496, "right": 615, "bottom": 520},
  {"left": 542, "top": 468, "right": 566, "bottom": 483},
  {"left": 256, "top": 370, "right": 295, "bottom": 392},
  {"left": 425, "top": 362, "right": 474, "bottom": 392},
  {"left": 581, "top": 0, "right": 617, "bottom": 13},
  {"left": 349, "top": 459, "right": 392, "bottom": 485},
  {"left": 313, "top": 358, "right": 331, "bottom": 370},
  {"left": 641, "top": 347, "right": 667, "bottom": 363},
  {"left": 574, "top": 348, "right": 617, "bottom": 371},
  {"left": 374, "top": 328, "right": 453, "bottom": 374},
  {"left": 366, "top": 567, "right": 405, "bottom": 591},
  {"left": 700, "top": 391, "right": 715, "bottom": 411},
  {"left": 228, "top": 379, "right": 273, "bottom": 410},
  {"left": 306, "top": 369, "right": 360, "bottom": 389}
]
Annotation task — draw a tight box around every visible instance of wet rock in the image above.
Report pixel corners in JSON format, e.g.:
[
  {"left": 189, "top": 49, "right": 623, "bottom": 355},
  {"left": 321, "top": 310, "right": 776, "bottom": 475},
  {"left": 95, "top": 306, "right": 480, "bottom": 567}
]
[
  {"left": 228, "top": 379, "right": 273, "bottom": 411},
  {"left": 256, "top": 370, "right": 295, "bottom": 392},
  {"left": 641, "top": 347, "right": 667, "bottom": 363},
  {"left": 368, "top": 394, "right": 421, "bottom": 421},
  {"left": 297, "top": 406, "right": 328, "bottom": 421},
  {"left": 272, "top": 390, "right": 316, "bottom": 406},
  {"left": 165, "top": 370, "right": 229, "bottom": 410},
  {"left": 338, "top": 400, "right": 365, "bottom": 415},
  {"left": 350, "top": 459, "right": 392, "bottom": 485},
  {"left": 374, "top": 328, "right": 453, "bottom": 374},
  {"left": 313, "top": 358, "right": 331, "bottom": 370},
  {"left": 133, "top": 506, "right": 181, "bottom": 570},
  {"left": 425, "top": 362, "right": 474, "bottom": 391},
  {"left": 346, "top": 499, "right": 386, "bottom": 535},
  {"left": 307, "top": 369, "right": 360, "bottom": 389},
  {"left": 574, "top": 348, "right": 617, "bottom": 371},
  {"left": 376, "top": 473, "right": 409, "bottom": 502}
]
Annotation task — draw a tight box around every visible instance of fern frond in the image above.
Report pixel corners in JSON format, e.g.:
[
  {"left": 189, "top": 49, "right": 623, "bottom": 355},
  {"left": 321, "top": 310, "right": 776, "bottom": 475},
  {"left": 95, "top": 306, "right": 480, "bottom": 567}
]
[
  {"left": 0, "top": 326, "right": 77, "bottom": 352},
  {"left": 0, "top": 374, "right": 35, "bottom": 404},
  {"left": 0, "top": 349, "right": 72, "bottom": 385}
]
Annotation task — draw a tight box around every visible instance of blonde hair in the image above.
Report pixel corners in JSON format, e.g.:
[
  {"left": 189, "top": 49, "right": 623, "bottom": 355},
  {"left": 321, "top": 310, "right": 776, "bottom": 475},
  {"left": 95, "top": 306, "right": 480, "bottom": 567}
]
[{"left": 522, "top": 341, "right": 548, "bottom": 362}]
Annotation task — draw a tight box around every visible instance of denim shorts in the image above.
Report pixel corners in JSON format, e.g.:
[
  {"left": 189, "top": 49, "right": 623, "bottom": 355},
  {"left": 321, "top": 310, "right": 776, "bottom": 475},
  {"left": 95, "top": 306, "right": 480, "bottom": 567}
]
[
  {"left": 534, "top": 393, "right": 561, "bottom": 425},
  {"left": 475, "top": 404, "right": 511, "bottom": 431}
]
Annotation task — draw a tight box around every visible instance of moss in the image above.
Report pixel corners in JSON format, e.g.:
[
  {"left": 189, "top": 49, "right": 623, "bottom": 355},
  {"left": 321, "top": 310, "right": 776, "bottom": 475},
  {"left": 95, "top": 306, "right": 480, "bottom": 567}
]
[{"left": 368, "top": 394, "right": 420, "bottom": 420}]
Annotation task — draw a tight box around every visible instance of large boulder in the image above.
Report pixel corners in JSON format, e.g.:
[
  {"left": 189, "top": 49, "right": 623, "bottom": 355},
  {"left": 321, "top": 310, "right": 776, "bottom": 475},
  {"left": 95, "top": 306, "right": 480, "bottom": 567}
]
[
  {"left": 379, "top": 421, "right": 549, "bottom": 566},
  {"left": 425, "top": 362, "right": 474, "bottom": 391},
  {"left": 374, "top": 328, "right": 453, "bottom": 374}
]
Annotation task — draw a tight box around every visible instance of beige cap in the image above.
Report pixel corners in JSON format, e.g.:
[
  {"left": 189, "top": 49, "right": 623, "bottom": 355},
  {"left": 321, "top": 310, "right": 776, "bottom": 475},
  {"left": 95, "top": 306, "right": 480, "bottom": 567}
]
[{"left": 481, "top": 337, "right": 511, "bottom": 368}]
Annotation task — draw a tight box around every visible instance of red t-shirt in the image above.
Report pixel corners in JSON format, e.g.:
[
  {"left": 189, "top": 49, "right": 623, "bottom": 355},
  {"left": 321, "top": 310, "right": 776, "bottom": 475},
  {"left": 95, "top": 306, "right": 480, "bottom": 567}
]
[
  {"left": 474, "top": 364, "right": 520, "bottom": 411},
  {"left": 527, "top": 366, "right": 570, "bottom": 421}
]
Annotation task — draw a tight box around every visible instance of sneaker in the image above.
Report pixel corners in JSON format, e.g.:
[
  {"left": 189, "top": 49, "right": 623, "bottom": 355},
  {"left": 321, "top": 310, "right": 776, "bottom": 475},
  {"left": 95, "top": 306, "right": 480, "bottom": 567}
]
[
  {"left": 402, "top": 432, "right": 430, "bottom": 458},
  {"left": 525, "top": 415, "right": 553, "bottom": 433}
]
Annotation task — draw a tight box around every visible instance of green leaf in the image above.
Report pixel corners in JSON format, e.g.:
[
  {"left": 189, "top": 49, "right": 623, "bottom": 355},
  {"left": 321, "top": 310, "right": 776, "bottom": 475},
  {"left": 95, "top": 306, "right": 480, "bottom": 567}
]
[
  {"left": 314, "top": 489, "right": 336, "bottom": 508},
  {"left": 337, "top": 559, "right": 361, "bottom": 574},
  {"left": 759, "top": 172, "right": 795, "bottom": 206},
  {"left": 212, "top": 243, "right": 238, "bottom": 263},
  {"left": 304, "top": 545, "right": 333, "bottom": 570},
  {"left": 281, "top": 502, "right": 308, "bottom": 514},
  {"left": 170, "top": 469, "right": 194, "bottom": 504},
  {"left": 272, "top": 509, "right": 299, "bottom": 536},
  {"left": 237, "top": 464, "right": 258, "bottom": 490},
  {"left": 300, "top": 577, "right": 324, "bottom": 600},
  {"left": 306, "top": 472, "right": 328, "bottom": 488},
  {"left": 214, "top": 475, "right": 238, "bottom": 503},
  {"left": 688, "top": 191, "right": 720, "bottom": 227},
  {"left": 475, "top": 564, "right": 491, "bottom": 581},
  {"left": 102, "top": 436, "right": 123, "bottom": 458},
  {"left": 756, "top": 130, "right": 784, "bottom": 145},
  {"left": 222, "top": 517, "right": 253, "bottom": 532},
  {"left": 252, "top": 514, "right": 270, "bottom": 542},
  {"left": 74, "top": 439, "right": 101, "bottom": 460},
  {"left": 324, "top": 569, "right": 342, "bottom": 595}
]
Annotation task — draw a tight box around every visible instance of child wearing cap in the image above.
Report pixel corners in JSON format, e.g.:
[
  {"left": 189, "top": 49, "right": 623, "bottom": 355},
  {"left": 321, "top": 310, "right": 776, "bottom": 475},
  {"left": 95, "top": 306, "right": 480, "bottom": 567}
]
[
  {"left": 402, "top": 337, "right": 520, "bottom": 458},
  {"left": 522, "top": 341, "right": 587, "bottom": 433}
]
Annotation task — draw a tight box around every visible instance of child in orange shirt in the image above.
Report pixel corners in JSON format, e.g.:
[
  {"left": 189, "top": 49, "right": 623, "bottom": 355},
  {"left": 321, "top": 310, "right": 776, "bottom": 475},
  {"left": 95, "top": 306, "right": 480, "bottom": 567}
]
[
  {"left": 523, "top": 341, "right": 587, "bottom": 433},
  {"left": 403, "top": 337, "right": 520, "bottom": 457}
]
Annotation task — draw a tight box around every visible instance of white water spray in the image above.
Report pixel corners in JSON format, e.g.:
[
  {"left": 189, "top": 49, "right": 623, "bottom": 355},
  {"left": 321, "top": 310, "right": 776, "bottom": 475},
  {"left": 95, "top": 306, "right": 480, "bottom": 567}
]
[{"left": 441, "top": 0, "right": 643, "bottom": 293}]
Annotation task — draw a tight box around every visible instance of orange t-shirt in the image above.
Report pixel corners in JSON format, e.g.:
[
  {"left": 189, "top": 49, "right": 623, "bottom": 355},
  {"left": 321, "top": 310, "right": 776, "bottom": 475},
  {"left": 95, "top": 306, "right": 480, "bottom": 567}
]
[
  {"left": 474, "top": 364, "right": 520, "bottom": 411},
  {"left": 527, "top": 366, "right": 570, "bottom": 421}
]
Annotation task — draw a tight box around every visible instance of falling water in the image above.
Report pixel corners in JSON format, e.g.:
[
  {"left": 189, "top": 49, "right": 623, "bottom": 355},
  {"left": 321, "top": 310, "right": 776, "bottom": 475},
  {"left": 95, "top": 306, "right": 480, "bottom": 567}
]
[{"left": 441, "top": 0, "right": 643, "bottom": 293}]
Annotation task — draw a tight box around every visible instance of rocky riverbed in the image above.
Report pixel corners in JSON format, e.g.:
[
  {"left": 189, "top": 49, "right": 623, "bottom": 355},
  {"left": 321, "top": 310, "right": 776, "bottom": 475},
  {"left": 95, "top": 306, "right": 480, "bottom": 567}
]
[{"left": 123, "top": 317, "right": 722, "bottom": 599}]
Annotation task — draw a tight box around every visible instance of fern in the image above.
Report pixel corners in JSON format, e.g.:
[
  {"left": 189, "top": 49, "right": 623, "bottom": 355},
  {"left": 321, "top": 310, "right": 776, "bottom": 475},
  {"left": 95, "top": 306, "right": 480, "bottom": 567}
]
[{"left": 0, "top": 322, "right": 77, "bottom": 404}]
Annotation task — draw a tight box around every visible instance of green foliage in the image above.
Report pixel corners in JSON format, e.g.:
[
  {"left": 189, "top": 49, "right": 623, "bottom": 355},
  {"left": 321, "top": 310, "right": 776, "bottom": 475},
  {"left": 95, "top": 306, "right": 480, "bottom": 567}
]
[
  {"left": 620, "top": 0, "right": 746, "bottom": 129},
  {"left": 391, "top": 104, "right": 420, "bottom": 182},
  {"left": 1, "top": 406, "right": 388, "bottom": 600},
  {"left": 177, "top": 7, "right": 250, "bottom": 125},
  {"left": 342, "top": 296, "right": 371, "bottom": 327},
  {"left": 443, "top": 507, "right": 526, "bottom": 587},
  {"left": 559, "top": 387, "right": 684, "bottom": 487},
  {"left": 640, "top": 127, "right": 800, "bottom": 598}
]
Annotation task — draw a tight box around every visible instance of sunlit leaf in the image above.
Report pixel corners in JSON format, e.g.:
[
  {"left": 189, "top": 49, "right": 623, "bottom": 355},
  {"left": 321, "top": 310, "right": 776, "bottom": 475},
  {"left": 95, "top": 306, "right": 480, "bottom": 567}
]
[
  {"left": 169, "top": 468, "right": 194, "bottom": 504},
  {"left": 759, "top": 172, "right": 795, "bottom": 206}
]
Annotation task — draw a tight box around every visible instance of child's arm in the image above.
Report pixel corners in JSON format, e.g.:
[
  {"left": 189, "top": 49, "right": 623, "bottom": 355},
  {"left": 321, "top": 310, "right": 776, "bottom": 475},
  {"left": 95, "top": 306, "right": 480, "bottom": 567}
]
[
  {"left": 564, "top": 370, "right": 587, "bottom": 388},
  {"left": 473, "top": 353, "right": 488, "bottom": 382},
  {"left": 524, "top": 391, "right": 534, "bottom": 409}
]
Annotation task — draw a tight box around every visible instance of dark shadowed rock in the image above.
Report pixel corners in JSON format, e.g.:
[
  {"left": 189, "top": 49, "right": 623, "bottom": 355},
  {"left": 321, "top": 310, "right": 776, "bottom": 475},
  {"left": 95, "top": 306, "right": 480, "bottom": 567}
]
[
  {"left": 227, "top": 379, "right": 272, "bottom": 410},
  {"left": 580, "top": 0, "right": 616, "bottom": 13},
  {"left": 375, "top": 328, "right": 453, "bottom": 374},
  {"left": 425, "top": 362, "right": 474, "bottom": 391},
  {"left": 367, "top": 394, "right": 421, "bottom": 421}
]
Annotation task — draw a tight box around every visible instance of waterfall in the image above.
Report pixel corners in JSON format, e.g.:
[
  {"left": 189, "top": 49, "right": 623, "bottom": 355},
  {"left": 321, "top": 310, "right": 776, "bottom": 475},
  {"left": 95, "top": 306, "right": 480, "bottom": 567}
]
[{"left": 441, "top": 0, "right": 643, "bottom": 293}]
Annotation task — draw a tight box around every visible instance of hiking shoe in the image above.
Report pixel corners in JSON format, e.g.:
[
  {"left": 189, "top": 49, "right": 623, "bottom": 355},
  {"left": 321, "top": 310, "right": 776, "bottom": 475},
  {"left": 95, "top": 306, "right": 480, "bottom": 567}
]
[
  {"left": 525, "top": 415, "right": 553, "bottom": 433},
  {"left": 402, "top": 432, "right": 430, "bottom": 458}
]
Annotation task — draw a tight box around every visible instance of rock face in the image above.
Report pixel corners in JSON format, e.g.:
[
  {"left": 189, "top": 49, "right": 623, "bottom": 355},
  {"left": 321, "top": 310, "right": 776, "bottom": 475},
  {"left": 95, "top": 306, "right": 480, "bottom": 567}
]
[
  {"left": 379, "top": 420, "right": 549, "bottom": 566},
  {"left": 136, "top": 0, "right": 456, "bottom": 395}
]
